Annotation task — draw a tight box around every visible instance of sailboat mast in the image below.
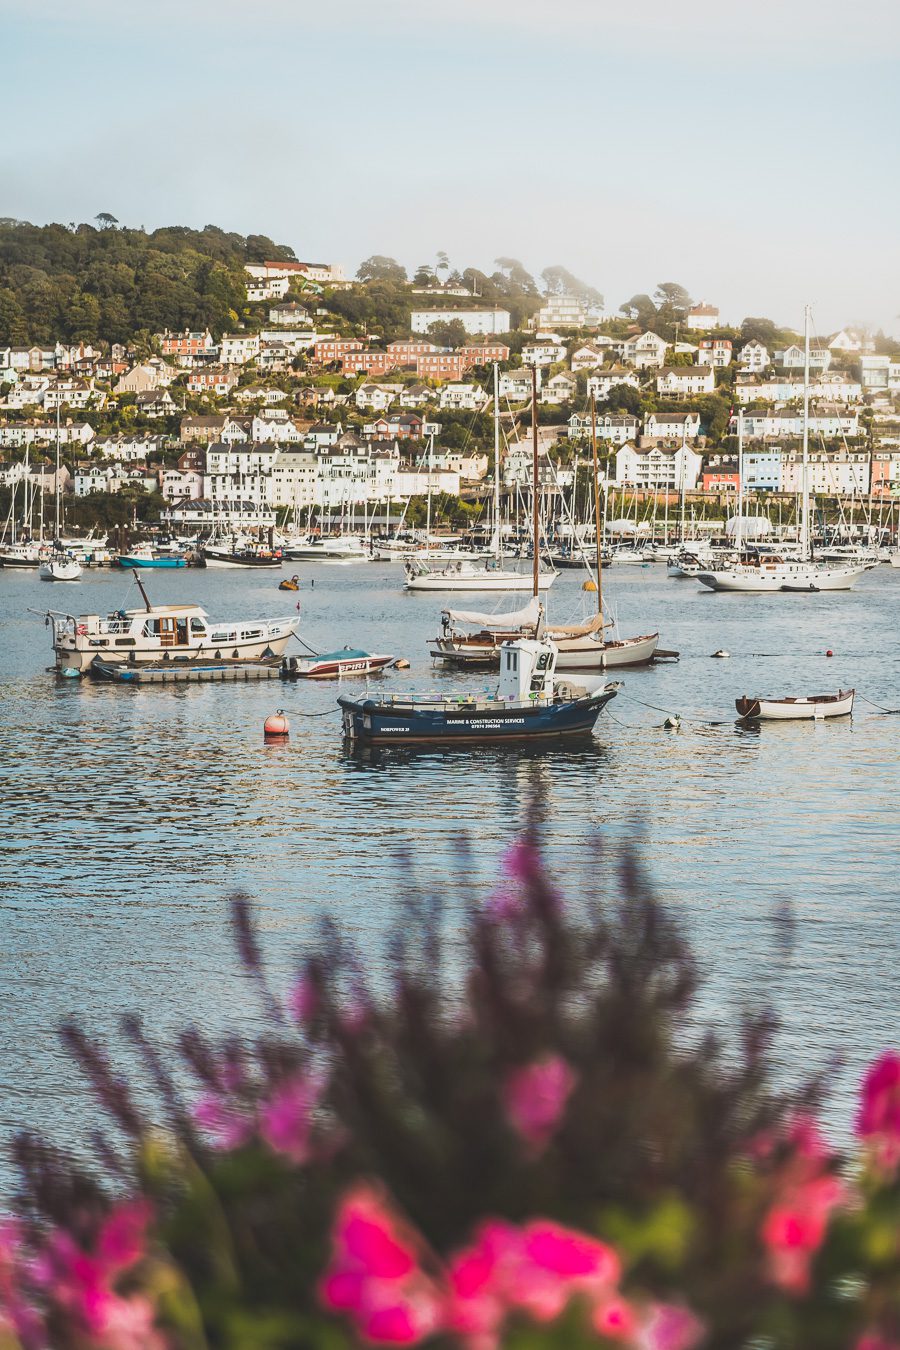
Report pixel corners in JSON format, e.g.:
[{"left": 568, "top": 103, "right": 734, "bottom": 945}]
[
  {"left": 54, "top": 402, "right": 61, "bottom": 540},
  {"left": 736, "top": 408, "right": 744, "bottom": 553},
  {"left": 589, "top": 393, "right": 603, "bottom": 615},
  {"left": 531, "top": 364, "right": 539, "bottom": 598},
  {"left": 493, "top": 362, "right": 501, "bottom": 561},
  {"left": 801, "top": 303, "right": 811, "bottom": 558}
]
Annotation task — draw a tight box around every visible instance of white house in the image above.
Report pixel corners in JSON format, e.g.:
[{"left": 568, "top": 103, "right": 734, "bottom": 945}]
[
  {"left": 743, "top": 450, "right": 782, "bottom": 492},
  {"left": 615, "top": 443, "right": 703, "bottom": 490},
  {"left": 522, "top": 341, "right": 567, "bottom": 368},
  {"left": 159, "top": 467, "right": 204, "bottom": 503},
  {"left": 780, "top": 449, "right": 869, "bottom": 495},
  {"left": 774, "top": 345, "right": 832, "bottom": 372},
  {"left": 0, "top": 421, "right": 94, "bottom": 448},
  {"left": 399, "top": 384, "right": 434, "bottom": 410},
  {"left": 734, "top": 377, "right": 862, "bottom": 405},
  {"left": 585, "top": 367, "right": 641, "bottom": 401},
  {"left": 643, "top": 411, "right": 702, "bottom": 441},
  {"left": 828, "top": 328, "right": 873, "bottom": 354},
  {"left": 567, "top": 413, "right": 639, "bottom": 445},
  {"left": 737, "top": 340, "right": 769, "bottom": 373},
  {"left": 246, "top": 275, "right": 290, "bottom": 303},
  {"left": 95, "top": 433, "right": 168, "bottom": 463},
  {"left": 622, "top": 332, "right": 668, "bottom": 369},
  {"left": 685, "top": 303, "right": 719, "bottom": 331},
  {"left": 439, "top": 383, "right": 483, "bottom": 411},
  {"left": 499, "top": 369, "right": 541, "bottom": 401},
  {"left": 220, "top": 333, "right": 261, "bottom": 365},
  {"left": 411, "top": 308, "right": 511, "bottom": 336},
  {"left": 570, "top": 344, "right": 608, "bottom": 371},
  {"left": 271, "top": 447, "right": 319, "bottom": 510},
  {"left": 4, "top": 377, "right": 51, "bottom": 409},
  {"left": 655, "top": 366, "right": 715, "bottom": 398},
  {"left": 536, "top": 294, "right": 597, "bottom": 329},
  {"left": 697, "top": 339, "right": 732, "bottom": 369},
  {"left": 355, "top": 384, "right": 400, "bottom": 411},
  {"left": 736, "top": 409, "right": 860, "bottom": 439},
  {"left": 540, "top": 372, "right": 578, "bottom": 405}
]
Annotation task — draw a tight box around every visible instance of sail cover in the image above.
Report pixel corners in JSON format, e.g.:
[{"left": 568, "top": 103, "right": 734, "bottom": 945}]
[
  {"left": 444, "top": 597, "right": 543, "bottom": 629},
  {"left": 545, "top": 611, "right": 608, "bottom": 638}
]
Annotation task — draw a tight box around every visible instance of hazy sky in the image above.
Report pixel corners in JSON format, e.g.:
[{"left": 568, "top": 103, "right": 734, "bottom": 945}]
[{"left": 5, "top": 0, "right": 900, "bottom": 335}]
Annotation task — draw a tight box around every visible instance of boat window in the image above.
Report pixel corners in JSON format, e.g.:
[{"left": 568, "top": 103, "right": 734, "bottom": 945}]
[
  {"left": 115, "top": 638, "right": 136, "bottom": 647},
  {"left": 190, "top": 618, "right": 205, "bottom": 634},
  {"left": 210, "top": 631, "right": 231, "bottom": 643},
  {"left": 242, "top": 628, "right": 263, "bottom": 640}
]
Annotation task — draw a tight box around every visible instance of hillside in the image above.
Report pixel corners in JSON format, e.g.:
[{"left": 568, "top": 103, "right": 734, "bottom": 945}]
[{"left": 0, "top": 219, "right": 297, "bottom": 348}]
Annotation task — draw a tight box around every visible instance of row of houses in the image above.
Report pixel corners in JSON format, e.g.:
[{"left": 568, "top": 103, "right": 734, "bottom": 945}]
[{"left": 614, "top": 443, "right": 875, "bottom": 496}]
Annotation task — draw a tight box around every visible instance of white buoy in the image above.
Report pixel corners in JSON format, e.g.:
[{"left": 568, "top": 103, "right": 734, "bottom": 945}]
[{"left": 711, "top": 650, "right": 731, "bottom": 659}]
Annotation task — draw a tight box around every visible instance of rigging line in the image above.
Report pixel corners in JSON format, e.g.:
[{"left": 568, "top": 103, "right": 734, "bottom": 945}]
[
  {"left": 616, "top": 691, "right": 734, "bottom": 727},
  {"left": 856, "top": 693, "right": 900, "bottom": 716}
]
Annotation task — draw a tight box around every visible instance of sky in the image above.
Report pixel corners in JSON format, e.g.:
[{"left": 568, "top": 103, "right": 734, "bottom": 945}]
[{"left": 4, "top": 0, "right": 900, "bottom": 336}]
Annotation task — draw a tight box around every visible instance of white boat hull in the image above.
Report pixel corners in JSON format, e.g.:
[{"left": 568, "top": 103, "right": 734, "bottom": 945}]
[
  {"left": 736, "top": 689, "right": 854, "bottom": 720},
  {"left": 40, "top": 558, "right": 83, "bottom": 582},
  {"left": 554, "top": 632, "right": 660, "bottom": 670},
  {"left": 698, "top": 562, "right": 866, "bottom": 593},
  {"left": 405, "top": 571, "right": 556, "bottom": 592}
]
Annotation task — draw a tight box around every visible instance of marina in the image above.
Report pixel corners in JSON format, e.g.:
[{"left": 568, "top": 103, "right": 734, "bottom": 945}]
[{"left": 1, "top": 556, "right": 898, "bottom": 1165}]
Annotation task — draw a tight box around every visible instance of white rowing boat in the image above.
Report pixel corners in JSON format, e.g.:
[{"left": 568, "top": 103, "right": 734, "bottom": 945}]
[{"left": 735, "top": 689, "right": 855, "bottom": 721}]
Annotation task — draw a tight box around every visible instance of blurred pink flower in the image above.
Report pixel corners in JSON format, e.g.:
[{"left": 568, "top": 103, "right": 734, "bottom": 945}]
[
  {"left": 503, "top": 1054, "right": 577, "bottom": 1153},
  {"left": 321, "top": 1186, "right": 442, "bottom": 1346},
  {"left": 513, "top": 1220, "right": 619, "bottom": 1322},
  {"left": 96, "top": 1293, "right": 168, "bottom": 1350},
  {"left": 856, "top": 1336, "right": 900, "bottom": 1350},
  {"left": 193, "top": 1093, "right": 251, "bottom": 1151},
  {"left": 592, "top": 1295, "right": 638, "bottom": 1340},
  {"left": 287, "top": 973, "right": 318, "bottom": 1025},
  {"left": 97, "top": 1201, "right": 151, "bottom": 1273},
  {"left": 761, "top": 1174, "right": 843, "bottom": 1294},
  {"left": 259, "top": 1072, "right": 324, "bottom": 1164},
  {"left": 856, "top": 1051, "right": 900, "bottom": 1173},
  {"left": 502, "top": 836, "right": 541, "bottom": 884},
  {"left": 640, "top": 1302, "right": 705, "bottom": 1350}
]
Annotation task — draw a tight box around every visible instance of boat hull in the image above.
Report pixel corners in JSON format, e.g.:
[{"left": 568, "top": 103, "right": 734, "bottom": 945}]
[
  {"left": 338, "top": 687, "right": 618, "bottom": 744},
  {"left": 554, "top": 633, "right": 660, "bottom": 670},
  {"left": 117, "top": 555, "right": 187, "bottom": 569},
  {"left": 405, "top": 571, "right": 556, "bottom": 592},
  {"left": 736, "top": 689, "right": 855, "bottom": 720},
  {"left": 202, "top": 550, "right": 281, "bottom": 568},
  {"left": 282, "top": 652, "right": 395, "bottom": 679}
]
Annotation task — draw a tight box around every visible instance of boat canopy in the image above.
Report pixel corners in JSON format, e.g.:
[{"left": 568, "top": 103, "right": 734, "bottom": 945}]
[
  {"left": 545, "top": 611, "right": 608, "bottom": 638},
  {"left": 443, "top": 597, "right": 543, "bottom": 629}
]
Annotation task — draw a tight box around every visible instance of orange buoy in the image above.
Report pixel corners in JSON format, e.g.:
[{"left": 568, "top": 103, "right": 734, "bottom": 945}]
[{"left": 264, "top": 710, "right": 290, "bottom": 739}]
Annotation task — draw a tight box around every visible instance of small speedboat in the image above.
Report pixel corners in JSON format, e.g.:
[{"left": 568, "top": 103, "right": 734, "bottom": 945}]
[
  {"left": 118, "top": 545, "right": 187, "bottom": 569},
  {"left": 282, "top": 648, "right": 397, "bottom": 680},
  {"left": 39, "top": 555, "right": 82, "bottom": 582},
  {"left": 279, "top": 575, "right": 301, "bottom": 591},
  {"left": 735, "top": 689, "right": 855, "bottom": 721}
]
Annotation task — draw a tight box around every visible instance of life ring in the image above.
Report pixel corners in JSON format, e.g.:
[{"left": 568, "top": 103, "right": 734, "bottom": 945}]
[{"left": 76, "top": 624, "right": 88, "bottom": 636}]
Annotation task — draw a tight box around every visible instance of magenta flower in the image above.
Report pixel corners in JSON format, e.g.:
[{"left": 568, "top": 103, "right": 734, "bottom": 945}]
[
  {"left": 503, "top": 1054, "right": 577, "bottom": 1153},
  {"left": 502, "top": 836, "right": 541, "bottom": 884},
  {"left": 286, "top": 973, "right": 319, "bottom": 1025},
  {"left": 192, "top": 1093, "right": 252, "bottom": 1151},
  {"left": 259, "top": 1072, "right": 324, "bottom": 1164},
  {"left": 640, "top": 1301, "right": 705, "bottom": 1350},
  {"left": 320, "top": 1186, "right": 442, "bottom": 1346},
  {"left": 592, "top": 1295, "right": 638, "bottom": 1340},
  {"left": 856, "top": 1050, "right": 900, "bottom": 1173},
  {"left": 97, "top": 1201, "right": 151, "bottom": 1273},
  {"left": 761, "top": 1174, "right": 843, "bottom": 1293}
]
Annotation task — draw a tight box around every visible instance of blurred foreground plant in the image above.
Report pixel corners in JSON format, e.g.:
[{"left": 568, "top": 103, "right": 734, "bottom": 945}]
[{"left": 1, "top": 831, "right": 897, "bottom": 1350}]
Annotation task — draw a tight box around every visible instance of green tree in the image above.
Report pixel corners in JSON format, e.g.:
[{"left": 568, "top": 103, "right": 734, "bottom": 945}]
[
  {"left": 620, "top": 293, "right": 657, "bottom": 329},
  {"left": 426, "top": 318, "right": 468, "bottom": 349},
  {"left": 541, "top": 265, "right": 603, "bottom": 309},
  {"left": 95, "top": 212, "right": 118, "bottom": 229},
  {"left": 0, "top": 287, "right": 27, "bottom": 343},
  {"left": 603, "top": 383, "right": 643, "bottom": 415},
  {"left": 356, "top": 255, "right": 407, "bottom": 284}
]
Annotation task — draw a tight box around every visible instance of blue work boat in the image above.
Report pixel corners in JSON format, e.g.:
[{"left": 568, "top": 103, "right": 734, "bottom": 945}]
[
  {"left": 338, "top": 637, "right": 619, "bottom": 745},
  {"left": 117, "top": 545, "right": 186, "bottom": 569}
]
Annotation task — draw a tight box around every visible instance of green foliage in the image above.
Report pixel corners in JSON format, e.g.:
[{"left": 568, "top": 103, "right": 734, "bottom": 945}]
[
  {"left": 356, "top": 255, "right": 408, "bottom": 284},
  {"left": 619, "top": 293, "right": 657, "bottom": 330},
  {"left": 426, "top": 318, "right": 468, "bottom": 349},
  {"left": 540, "top": 266, "right": 603, "bottom": 310},
  {"left": 0, "top": 220, "right": 287, "bottom": 346}
]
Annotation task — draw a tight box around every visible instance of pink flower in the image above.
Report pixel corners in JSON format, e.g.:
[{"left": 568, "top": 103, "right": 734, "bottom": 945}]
[
  {"left": 503, "top": 1054, "right": 577, "bottom": 1153},
  {"left": 320, "top": 1186, "right": 442, "bottom": 1346},
  {"left": 640, "top": 1302, "right": 705, "bottom": 1350},
  {"left": 856, "top": 1336, "right": 900, "bottom": 1350},
  {"left": 592, "top": 1295, "right": 638, "bottom": 1340},
  {"left": 502, "top": 836, "right": 541, "bottom": 884},
  {"left": 513, "top": 1221, "right": 620, "bottom": 1322},
  {"left": 287, "top": 973, "right": 318, "bottom": 1025},
  {"left": 95, "top": 1294, "right": 168, "bottom": 1350},
  {"left": 97, "top": 1201, "right": 151, "bottom": 1273},
  {"left": 761, "top": 1174, "right": 843, "bottom": 1293},
  {"left": 193, "top": 1093, "right": 251, "bottom": 1151},
  {"left": 259, "top": 1072, "right": 323, "bottom": 1164},
  {"left": 857, "top": 1051, "right": 900, "bottom": 1173}
]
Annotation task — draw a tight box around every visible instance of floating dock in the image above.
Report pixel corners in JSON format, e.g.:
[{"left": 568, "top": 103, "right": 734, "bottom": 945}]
[{"left": 89, "top": 658, "right": 283, "bottom": 685}]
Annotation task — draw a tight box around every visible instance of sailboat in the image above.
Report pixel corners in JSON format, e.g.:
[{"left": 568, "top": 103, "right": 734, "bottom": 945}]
[
  {"left": 549, "top": 397, "right": 659, "bottom": 671},
  {"left": 405, "top": 366, "right": 557, "bottom": 593},
  {"left": 38, "top": 409, "right": 82, "bottom": 581},
  {"left": 696, "top": 308, "right": 869, "bottom": 594}
]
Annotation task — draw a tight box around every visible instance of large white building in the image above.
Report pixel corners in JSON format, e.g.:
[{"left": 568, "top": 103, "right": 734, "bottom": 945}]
[
  {"left": 737, "top": 409, "right": 860, "bottom": 438},
  {"left": 780, "top": 449, "right": 869, "bottom": 495},
  {"left": 655, "top": 366, "right": 716, "bottom": 398},
  {"left": 614, "top": 442, "right": 703, "bottom": 491},
  {"left": 411, "top": 308, "right": 511, "bottom": 336}
]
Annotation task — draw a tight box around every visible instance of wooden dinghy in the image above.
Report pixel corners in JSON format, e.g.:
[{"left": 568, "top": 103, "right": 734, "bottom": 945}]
[{"left": 735, "top": 689, "right": 855, "bottom": 721}]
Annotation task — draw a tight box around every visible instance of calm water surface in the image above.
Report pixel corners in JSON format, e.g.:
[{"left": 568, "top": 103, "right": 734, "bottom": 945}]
[{"left": 1, "top": 559, "right": 898, "bottom": 1174}]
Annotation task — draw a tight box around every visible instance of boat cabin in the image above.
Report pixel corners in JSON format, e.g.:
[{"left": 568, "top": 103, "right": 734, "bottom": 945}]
[{"left": 498, "top": 638, "right": 557, "bottom": 702}]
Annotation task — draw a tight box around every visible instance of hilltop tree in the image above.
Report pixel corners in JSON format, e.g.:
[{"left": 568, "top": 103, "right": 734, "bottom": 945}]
[
  {"left": 95, "top": 212, "right": 118, "bottom": 229},
  {"left": 413, "top": 264, "right": 437, "bottom": 287},
  {"left": 620, "top": 293, "right": 657, "bottom": 330},
  {"left": 436, "top": 250, "right": 450, "bottom": 276},
  {"left": 740, "top": 316, "right": 781, "bottom": 347},
  {"left": 654, "top": 281, "right": 693, "bottom": 325},
  {"left": 356, "top": 255, "right": 407, "bottom": 284},
  {"left": 541, "top": 265, "right": 604, "bottom": 309}
]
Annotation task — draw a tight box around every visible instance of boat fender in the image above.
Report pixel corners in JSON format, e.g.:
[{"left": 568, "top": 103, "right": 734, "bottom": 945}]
[
  {"left": 264, "top": 710, "right": 290, "bottom": 740},
  {"left": 663, "top": 714, "right": 681, "bottom": 730},
  {"left": 711, "top": 649, "right": 730, "bottom": 658},
  {"left": 393, "top": 659, "right": 410, "bottom": 670}
]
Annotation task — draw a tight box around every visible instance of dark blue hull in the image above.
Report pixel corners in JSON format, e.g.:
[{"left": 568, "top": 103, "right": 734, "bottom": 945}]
[{"left": 338, "top": 688, "right": 618, "bottom": 744}]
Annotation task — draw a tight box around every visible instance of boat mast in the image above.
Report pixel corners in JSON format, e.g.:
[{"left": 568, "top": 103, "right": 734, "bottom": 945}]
[
  {"left": 589, "top": 392, "right": 603, "bottom": 615},
  {"left": 425, "top": 432, "right": 433, "bottom": 542},
  {"left": 54, "top": 402, "right": 61, "bottom": 542},
  {"left": 736, "top": 408, "right": 744, "bottom": 554},
  {"left": 801, "top": 303, "right": 811, "bottom": 559},
  {"left": 531, "top": 364, "right": 539, "bottom": 597},
  {"left": 493, "top": 362, "right": 501, "bottom": 562}
]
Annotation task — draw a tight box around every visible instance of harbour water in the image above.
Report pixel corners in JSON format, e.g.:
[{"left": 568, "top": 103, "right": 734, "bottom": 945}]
[{"left": 1, "top": 560, "right": 898, "bottom": 1177}]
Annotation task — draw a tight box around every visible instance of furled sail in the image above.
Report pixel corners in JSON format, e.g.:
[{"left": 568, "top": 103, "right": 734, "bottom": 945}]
[{"left": 443, "top": 597, "right": 543, "bottom": 629}]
